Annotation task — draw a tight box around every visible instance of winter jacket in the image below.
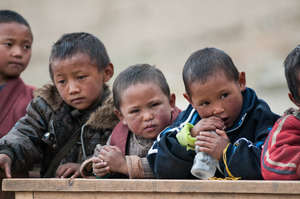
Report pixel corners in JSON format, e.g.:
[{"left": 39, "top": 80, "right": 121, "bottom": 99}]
[
  {"left": 0, "top": 77, "right": 35, "bottom": 137},
  {"left": 261, "top": 109, "right": 300, "bottom": 180},
  {"left": 147, "top": 88, "right": 279, "bottom": 179},
  {"left": 0, "top": 84, "right": 119, "bottom": 177}
]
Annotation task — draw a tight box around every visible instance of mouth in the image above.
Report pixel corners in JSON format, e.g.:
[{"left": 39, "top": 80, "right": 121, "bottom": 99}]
[
  {"left": 221, "top": 117, "right": 229, "bottom": 127},
  {"left": 70, "top": 97, "right": 85, "bottom": 105},
  {"left": 144, "top": 124, "right": 157, "bottom": 132},
  {"left": 8, "top": 62, "right": 24, "bottom": 69}
]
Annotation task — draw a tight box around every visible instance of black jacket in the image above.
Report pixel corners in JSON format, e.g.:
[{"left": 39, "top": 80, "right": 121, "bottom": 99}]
[{"left": 147, "top": 88, "right": 279, "bottom": 179}]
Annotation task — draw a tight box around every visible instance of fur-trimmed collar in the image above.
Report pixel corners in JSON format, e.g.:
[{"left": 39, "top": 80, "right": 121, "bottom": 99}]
[
  {"left": 34, "top": 84, "right": 63, "bottom": 111},
  {"left": 34, "top": 84, "right": 119, "bottom": 130}
]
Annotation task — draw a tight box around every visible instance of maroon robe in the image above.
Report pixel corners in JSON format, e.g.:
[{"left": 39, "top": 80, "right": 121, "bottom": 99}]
[{"left": 0, "top": 77, "right": 35, "bottom": 137}]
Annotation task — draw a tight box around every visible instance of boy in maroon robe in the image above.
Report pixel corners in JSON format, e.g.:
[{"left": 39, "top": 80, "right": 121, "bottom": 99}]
[{"left": 0, "top": 10, "right": 34, "bottom": 137}]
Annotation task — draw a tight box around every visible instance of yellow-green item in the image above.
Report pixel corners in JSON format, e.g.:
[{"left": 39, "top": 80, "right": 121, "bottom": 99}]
[{"left": 176, "top": 123, "right": 196, "bottom": 151}]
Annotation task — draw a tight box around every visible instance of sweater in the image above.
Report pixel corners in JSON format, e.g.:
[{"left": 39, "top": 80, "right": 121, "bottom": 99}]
[{"left": 261, "top": 109, "right": 300, "bottom": 180}]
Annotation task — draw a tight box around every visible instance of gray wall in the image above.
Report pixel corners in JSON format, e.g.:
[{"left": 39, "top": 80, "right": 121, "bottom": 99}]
[{"left": 1, "top": 0, "right": 300, "bottom": 114}]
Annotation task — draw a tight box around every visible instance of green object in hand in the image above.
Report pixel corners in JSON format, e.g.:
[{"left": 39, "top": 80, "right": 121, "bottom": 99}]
[{"left": 176, "top": 123, "right": 196, "bottom": 151}]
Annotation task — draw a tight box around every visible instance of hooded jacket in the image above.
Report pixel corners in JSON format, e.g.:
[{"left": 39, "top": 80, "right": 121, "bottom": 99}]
[
  {"left": 147, "top": 88, "right": 279, "bottom": 179},
  {"left": 0, "top": 84, "right": 119, "bottom": 177}
]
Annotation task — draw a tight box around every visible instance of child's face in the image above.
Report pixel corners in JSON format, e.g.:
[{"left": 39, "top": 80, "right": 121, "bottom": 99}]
[
  {"left": 184, "top": 71, "right": 246, "bottom": 129},
  {"left": 51, "top": 53, "right": 113, "bottom": 110},
  {"left": 115, "top": 82, "right": 176, "bottom": 139},
  {"left": 0, "top": 22, "right": 32, "bottom": 84}
]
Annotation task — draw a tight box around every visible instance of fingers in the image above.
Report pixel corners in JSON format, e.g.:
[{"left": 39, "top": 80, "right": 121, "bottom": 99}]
[
  {"left": 93, "top": 165, "right": 110, "bottom": 177},
  {"left": 216, "top": 129, "right": 229, "bottom": 139},
  {"left": 92, "top": 157, "right": 103, "bottom": 163},
  {"left": 195, "top": 140, "right": 215, "bottom": 151},
  {"left": 193, "top": 117, "right": 225, "bottom": 136},
  {"left": 196, "top": 131, "right": 218, "bottom": 140},
  {"left": 0, "top": 154, "right": 12, "bottom": 178},
  {"left": 4, "top": 163, "right": 11, "bottom": 178},
  {"left": 93, "top": 158, "right": 110, "bottom": 176},
  {"left": 70, "top": 170, "right": 80, "bottom": 179},
  {"left": 195, "top": 130, "right": 230, "bottom": 160},
  {"left": 93, "top": 160, "right": 107, "bottom": 169},
  {"left": 60, "top": 168, "right": 74, "bottom": 178},
  {"left": 57, "top": 167, "right": 79, "bottom": 178},
  {"left": 55, "top": 163, "right": 80, "bottom": 178},
  {"left": 55, "top": 166, "right": 66, "bottom": 178}
]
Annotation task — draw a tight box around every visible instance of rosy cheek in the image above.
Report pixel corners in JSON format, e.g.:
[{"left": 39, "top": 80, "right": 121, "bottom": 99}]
[{"left": 196, "top": 108, "right": 211, "bottom": 118}]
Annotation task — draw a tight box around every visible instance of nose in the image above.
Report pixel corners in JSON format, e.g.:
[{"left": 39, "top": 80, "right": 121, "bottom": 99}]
[
  {"left": 143, "top": 110, "right": 154, "bottom": 121},
  {"left": 212, "top": 102, "right": 224, "bottom": 116},
  {"left": 68, "top": 81, "right": 80, "bottom": 95},
  {"left": 11, "top": 46, "right": 23, "bottom": 58}
]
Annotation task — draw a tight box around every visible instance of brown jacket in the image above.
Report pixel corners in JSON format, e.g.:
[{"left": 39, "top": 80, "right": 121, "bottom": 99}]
[{"left": 0, "top": 84, "right": 119, "bottom": 177}]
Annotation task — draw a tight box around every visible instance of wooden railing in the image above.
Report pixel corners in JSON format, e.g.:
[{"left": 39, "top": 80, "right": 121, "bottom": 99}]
[{"left": 2, "top": 178, "right": 300, "bottom": 199}]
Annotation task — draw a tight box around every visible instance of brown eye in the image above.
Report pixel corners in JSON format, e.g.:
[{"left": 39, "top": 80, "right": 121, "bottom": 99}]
[
  {"left": 4, "top": 42, "right": 12, "bottom": 47},
  {"left": 221, "top": 93, "right": 229, "bottom": 99},
  {"left": 130, "top": 109, "right": 139, "bottom": 114},
  {"left": 57, "top": 80, "right": 65, "bottom": 84},
  {"left": 24, "top": 44, "right": 31, "bottom": 50},
  {"left": 78, "top": 75, "right": 87, "bottom": 80}
]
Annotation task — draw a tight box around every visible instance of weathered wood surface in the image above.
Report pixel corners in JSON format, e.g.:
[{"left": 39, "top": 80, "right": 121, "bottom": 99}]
[{"left": 3, "top": 179, "right": 300, "bottom": 199}]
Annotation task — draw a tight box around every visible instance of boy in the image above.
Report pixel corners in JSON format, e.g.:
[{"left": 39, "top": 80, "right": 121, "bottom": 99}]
[
  {"left": 0, "top": 10, "right": 35, "bottom": 137},
  {"left": 261, "top": 45, "right": 300, "bottom": 180},
  {"left": 147, "top": 47, "right": 279, "bottom": 179},
  {"left": 80, "top": 64, "right": 180, "bottom": 178},
  {"left": 0, "top": 32, "right": 119, "bottom": 179}
]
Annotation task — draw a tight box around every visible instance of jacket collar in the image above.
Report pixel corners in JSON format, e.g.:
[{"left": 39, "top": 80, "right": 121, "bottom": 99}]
[
  {"left": 34, "top": 84, "right": 119, "bottom": 130},
  {"left": 227, "top": 87, "right": 257, "bottom": 132}
]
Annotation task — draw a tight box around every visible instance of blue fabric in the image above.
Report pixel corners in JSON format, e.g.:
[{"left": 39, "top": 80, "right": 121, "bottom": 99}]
[
  {"left": 147, "top": 87, "right": 280, "bottom": 179},
  {"left": 0, "top": 84, "right": 5, "bottom": 91}
]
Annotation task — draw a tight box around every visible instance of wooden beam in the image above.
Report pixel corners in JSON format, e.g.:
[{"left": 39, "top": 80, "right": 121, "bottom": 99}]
[{"left": 3, "top": 179, "right": 300, "bottom": 195}]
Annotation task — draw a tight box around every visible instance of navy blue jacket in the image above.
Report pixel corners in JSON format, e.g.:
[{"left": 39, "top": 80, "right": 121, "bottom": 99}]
[{"left": 147, "top": 88, "right": 279, "bottom": 179}]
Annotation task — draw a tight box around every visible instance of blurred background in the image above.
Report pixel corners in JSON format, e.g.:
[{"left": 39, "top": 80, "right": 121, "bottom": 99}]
[{"left": 1, "top": 0, "right": 300, "bottom": 114}]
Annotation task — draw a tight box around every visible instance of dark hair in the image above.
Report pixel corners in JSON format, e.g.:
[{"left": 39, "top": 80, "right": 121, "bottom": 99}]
[
  {"left": 182, "top": 47, "right": 239, "bottom": 96},
  {"left": 113, "top": 64, "right": 170, "bottom": 111},
  {"left": 49, "top": 32, "right": 110, "bottom": 80},
  {"left": 284, "top": 45, "right": 300, "bottom": 103},
  {"left": 0, "top": 10, "right": 32, "bottom": 37}
]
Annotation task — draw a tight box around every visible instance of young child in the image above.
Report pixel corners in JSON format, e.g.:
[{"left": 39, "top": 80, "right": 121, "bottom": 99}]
[
  {"left": 0, "top": 10, "right": 35, "bottom": 137},
  {"left": 261, "top": 45, "right": 300, "bottom": 180},
  {"left": 147, "top": 47, "right": 279, "bottom": 179},
  {"left": 0, "top": 32, "right": 119, "bottom": 179},
  {"left": 80, "top": 64, "right": 180, "bottom": 178}
]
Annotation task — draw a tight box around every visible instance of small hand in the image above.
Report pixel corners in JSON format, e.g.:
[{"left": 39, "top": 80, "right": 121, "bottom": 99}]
[
  {"left": 195, "top": 129, "right": 229, "bottom": 160},
  {"left": 191, "top": 116, "right": 225, "bottom": 137},
  {"left": 56, "top": 163, "right": 81, "bottom": 178},
  {"left": 98, "top": 145, "right": 128, "bottom": 175},
  {"left": 0, "top": 154, "right": 12, "bottom": 178},
  {"left": 92, "top": 157, "right": 110, "bottom": 177}
]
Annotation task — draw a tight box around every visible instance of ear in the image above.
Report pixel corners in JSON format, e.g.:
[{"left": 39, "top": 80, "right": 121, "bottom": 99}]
[
  {"left": 103, "top": 63, "right": 114, "bottom": 82},
  {"left": 169, "top": 93, "right": 176, "bottom": 108},
  {"left": 183, "top": 93, "right": 193, "bottom": 104},
  {"left": 288, "top": 92, "right": 300, "bottom": 107},
  {"left": 114, "top": 109, "right": 127, "bottom": 125},
  {"left": 238, "top": 72, "right": 246, "bottom": 91}
]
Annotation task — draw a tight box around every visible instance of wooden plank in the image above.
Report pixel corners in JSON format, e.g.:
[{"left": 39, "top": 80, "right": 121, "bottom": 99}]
[
  {"left": 15, "top": 192, "right": 33, "bottom": 199},
  {"left": 31, "top": 192, "right": 300, "bottom": 199},
  {"left": 3, "top": 179, "right": 300, "bottom": 195}
]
